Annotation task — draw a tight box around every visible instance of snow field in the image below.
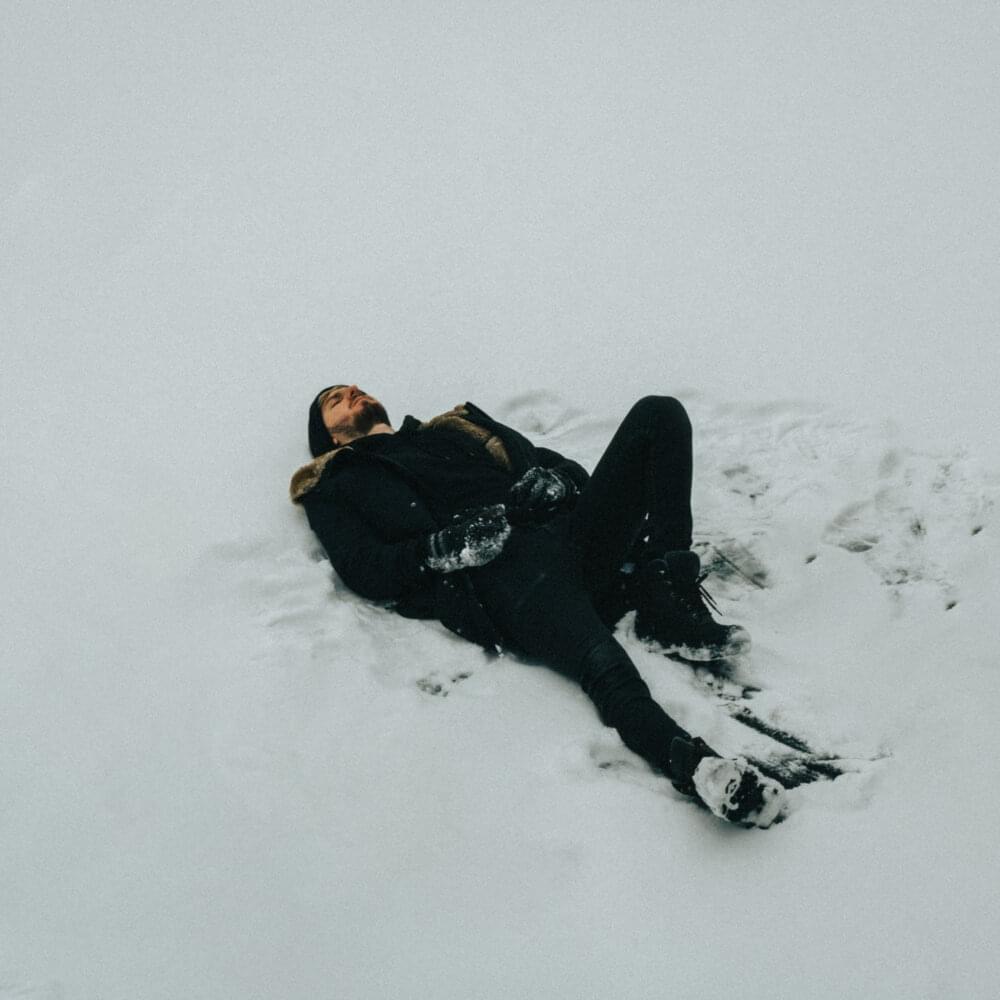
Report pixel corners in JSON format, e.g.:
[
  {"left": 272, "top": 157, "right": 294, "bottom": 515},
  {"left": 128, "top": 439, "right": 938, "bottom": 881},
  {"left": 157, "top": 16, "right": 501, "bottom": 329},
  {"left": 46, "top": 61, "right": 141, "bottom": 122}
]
[
  {"left": 169, "top": 395, "right": 997, "bottom": 998},
  {"left": 4, "top": 2, "right": 1000, "bottom": 996}
]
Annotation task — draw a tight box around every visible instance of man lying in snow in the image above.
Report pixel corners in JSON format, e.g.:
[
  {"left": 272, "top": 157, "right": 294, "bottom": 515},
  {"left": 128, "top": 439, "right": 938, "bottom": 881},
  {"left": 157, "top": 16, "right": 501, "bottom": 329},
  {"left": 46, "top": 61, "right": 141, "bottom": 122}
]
[{"left": 290, "top": 385, "right": 786, "bottom": 828}]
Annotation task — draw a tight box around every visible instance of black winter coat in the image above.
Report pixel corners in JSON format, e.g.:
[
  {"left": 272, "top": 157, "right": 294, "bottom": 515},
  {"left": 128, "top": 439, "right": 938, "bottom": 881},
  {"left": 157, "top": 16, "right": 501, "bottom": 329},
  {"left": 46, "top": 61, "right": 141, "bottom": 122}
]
[{"left": 289, "top": 402, "right": 590, "bottom": 650}]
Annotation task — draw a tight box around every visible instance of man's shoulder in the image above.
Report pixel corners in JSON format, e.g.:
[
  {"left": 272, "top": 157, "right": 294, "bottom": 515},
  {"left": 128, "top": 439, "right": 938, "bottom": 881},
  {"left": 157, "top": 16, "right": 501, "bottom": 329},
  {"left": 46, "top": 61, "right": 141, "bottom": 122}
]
[
  {"left": 457, "top": 401, "right": 500, "bottom": 427},
  {"left": 289, "top": 447, "right": 351, "bottom": 504},
  {"left": 288, "top": 445, "right": 390, "bottom": 505}
]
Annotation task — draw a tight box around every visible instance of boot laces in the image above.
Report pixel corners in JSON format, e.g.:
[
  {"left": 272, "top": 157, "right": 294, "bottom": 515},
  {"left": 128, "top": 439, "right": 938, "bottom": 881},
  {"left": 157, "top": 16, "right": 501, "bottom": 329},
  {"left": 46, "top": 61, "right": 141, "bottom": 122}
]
[{"left": 678, "top": 571, "right": 722, "bottom": 623}]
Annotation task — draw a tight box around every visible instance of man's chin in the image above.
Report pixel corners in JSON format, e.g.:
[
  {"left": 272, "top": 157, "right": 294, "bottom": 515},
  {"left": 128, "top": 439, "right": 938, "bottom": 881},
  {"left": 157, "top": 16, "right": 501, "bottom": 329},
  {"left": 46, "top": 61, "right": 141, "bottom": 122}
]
[{"left": 353, "top": 400, "right": 390, "bottom": 436}]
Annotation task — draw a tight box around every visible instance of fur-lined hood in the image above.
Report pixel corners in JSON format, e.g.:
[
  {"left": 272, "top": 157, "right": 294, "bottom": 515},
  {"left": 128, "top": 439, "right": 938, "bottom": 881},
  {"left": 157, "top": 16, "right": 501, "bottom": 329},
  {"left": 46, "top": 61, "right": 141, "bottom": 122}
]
[{"left": 289, "top": 404, "right": 513, "bottom": 504}]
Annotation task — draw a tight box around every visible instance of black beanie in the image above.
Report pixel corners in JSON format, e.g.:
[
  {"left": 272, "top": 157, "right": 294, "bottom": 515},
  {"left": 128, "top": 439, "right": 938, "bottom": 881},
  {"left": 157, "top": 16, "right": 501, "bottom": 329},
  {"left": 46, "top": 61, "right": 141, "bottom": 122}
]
[{"left": 308, "top": 385, "right": 344, "bottom": 458}]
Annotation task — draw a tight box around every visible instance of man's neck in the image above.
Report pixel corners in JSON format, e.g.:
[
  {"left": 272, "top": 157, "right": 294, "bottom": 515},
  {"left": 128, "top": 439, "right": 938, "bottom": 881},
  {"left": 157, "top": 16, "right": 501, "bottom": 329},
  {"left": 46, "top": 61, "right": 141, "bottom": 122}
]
[{"left": 345, "top": 424, "right": 394, "bottom": 443}]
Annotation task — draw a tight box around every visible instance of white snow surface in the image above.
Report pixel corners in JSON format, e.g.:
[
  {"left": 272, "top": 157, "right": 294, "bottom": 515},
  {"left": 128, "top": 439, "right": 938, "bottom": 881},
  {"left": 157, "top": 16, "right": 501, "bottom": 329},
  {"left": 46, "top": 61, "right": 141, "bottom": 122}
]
[{"left": 3, "top": 3, "right": 1000, "bottom": 998}]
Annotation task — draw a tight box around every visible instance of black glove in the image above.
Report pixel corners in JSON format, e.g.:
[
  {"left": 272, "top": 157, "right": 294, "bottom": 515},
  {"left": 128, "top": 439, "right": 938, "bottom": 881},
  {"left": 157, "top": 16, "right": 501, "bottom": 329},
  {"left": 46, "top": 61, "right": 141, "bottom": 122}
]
[
  {"left": 422, "top": 504, "right": 511, "bottom": 573},
  {"left": 507, "top": 466, "right": 579, "bottom": 525}
]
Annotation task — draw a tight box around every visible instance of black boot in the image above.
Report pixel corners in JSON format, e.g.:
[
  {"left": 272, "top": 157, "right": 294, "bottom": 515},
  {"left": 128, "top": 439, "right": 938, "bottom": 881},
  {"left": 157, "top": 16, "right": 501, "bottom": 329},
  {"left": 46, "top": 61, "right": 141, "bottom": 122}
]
[{"left": 634, "top": 550, "right": 751, "bottom": 661}]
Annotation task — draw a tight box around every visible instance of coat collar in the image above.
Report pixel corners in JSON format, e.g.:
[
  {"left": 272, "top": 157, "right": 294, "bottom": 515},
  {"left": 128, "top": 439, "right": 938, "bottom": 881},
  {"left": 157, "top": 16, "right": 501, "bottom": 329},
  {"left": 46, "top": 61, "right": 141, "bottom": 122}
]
[
  {"left": 289, "top": 445, "right": 351, "bottom": 503},
  {"left": 288, "top": 403, "right": 512, "bottom": 504}
]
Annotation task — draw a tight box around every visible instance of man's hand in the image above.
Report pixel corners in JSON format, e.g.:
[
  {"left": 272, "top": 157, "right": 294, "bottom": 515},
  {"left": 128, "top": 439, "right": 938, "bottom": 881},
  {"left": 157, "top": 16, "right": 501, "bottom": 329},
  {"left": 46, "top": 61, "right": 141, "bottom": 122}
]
[
  {"left": 423, "top": 504, "right": 511, "bottom": 573},
  {"left": 507, "top": 466, "right": 579, "bottom": 525}
]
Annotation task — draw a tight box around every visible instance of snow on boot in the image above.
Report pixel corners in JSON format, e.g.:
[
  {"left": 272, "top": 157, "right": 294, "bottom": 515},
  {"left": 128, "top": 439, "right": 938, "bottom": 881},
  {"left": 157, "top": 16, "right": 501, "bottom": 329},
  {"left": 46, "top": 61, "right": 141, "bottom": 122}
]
[
  {"left": 691, "top": 755, "right": 786, "bottom": 829},
  {"left": 634, "top": 550, "right": 751, "bottom": 661}
]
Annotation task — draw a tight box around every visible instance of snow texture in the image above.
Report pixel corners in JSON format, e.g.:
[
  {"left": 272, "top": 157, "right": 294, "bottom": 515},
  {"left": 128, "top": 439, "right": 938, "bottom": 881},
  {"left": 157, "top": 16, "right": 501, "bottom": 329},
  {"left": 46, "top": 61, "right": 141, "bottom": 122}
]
[{"left": 3, "top": 3, "right": 1000, "bottom": 999}]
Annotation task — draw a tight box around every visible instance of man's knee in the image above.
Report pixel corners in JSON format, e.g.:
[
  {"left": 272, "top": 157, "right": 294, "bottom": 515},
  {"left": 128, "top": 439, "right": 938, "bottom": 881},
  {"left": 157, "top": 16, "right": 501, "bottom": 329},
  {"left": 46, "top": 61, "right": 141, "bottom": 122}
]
[
  {"left": 627, "top": 395, "right": 691, "bottom": 436},
  {"left": 578, "top": 636, "right": 652, "bottom": 725}
]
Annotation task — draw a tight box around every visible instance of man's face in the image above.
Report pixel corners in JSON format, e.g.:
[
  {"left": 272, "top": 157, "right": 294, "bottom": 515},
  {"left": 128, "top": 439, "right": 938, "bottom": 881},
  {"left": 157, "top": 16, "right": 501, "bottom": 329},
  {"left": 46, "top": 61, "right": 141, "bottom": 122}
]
[{"left": 320, "top": 384, "right": 390, "bottom": 444}]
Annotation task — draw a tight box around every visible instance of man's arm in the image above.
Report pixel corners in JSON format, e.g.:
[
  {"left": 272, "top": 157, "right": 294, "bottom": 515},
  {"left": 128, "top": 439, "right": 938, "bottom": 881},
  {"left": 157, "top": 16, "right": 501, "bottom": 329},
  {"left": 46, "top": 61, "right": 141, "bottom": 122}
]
[
  {"left": 303, "top": 480, "right": 512, "bottom": 600},
  {"left": 532, "top": 446, "right": 590, "bottom": 492},
  {"left": 302, "top": 487, "right": 430, "bottom": 601},
  {"left": 506, "top": 445, "right": 590, "bottom": 525},
  {"left": 457, "top": 402, "right": 590, "bottom": 491}
]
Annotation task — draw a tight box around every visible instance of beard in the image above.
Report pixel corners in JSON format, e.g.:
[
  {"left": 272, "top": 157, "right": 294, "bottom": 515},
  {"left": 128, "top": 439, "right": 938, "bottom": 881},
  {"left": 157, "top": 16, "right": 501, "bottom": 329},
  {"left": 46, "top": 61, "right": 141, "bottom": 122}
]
[{"left": 332, "top": 398, "right": 391, "bottom": 442}]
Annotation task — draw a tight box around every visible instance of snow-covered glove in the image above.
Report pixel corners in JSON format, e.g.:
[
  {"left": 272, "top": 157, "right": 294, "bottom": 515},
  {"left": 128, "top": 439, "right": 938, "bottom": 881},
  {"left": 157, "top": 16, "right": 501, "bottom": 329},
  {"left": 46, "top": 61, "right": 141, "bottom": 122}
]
[
  {"left": 507, "top": 466, "right": 579, "bottom": 525},
  {"left": 422, "top": 504, "right": 511, "bottom": 573}
]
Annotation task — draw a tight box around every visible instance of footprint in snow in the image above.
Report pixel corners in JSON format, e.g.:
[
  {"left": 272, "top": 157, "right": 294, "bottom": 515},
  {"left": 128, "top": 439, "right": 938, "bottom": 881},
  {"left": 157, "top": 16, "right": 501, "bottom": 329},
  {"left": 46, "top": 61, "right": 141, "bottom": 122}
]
[
  {"left": 416, "top": 670, "right": 473, "bottom": 697},
  {"left": 821, "top": 449, "right": 996, "bottom": 606},
  {"left": 721, "top": 463, "right": 771, "bottom": 502},
  {"left": 493, "top": 389, "right": 587, "bottom": 437}
]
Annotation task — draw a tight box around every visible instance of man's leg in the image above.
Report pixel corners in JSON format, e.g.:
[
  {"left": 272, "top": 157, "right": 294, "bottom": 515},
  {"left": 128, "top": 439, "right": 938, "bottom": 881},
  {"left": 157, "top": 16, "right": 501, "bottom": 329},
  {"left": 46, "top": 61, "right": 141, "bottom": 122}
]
[
  {"left": 470, "top": 528, "right": 784, "bottom": 827},
  {"left": 568, "top": 395, "right": 694, "bottom": 614},
  {"left": 471, "top": 528, "right": 690, "bottom": 777},
  {"left": 568, "top": 394, "right": 750, "bottom": 660},
  {"left": 573, "top": 633, "right": 690, "bottom": 773}
]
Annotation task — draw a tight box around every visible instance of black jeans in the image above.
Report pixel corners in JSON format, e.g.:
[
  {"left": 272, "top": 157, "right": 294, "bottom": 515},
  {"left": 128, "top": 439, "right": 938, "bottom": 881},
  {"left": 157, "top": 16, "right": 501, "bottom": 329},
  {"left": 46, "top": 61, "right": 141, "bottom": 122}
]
[{"left": 471, "top": 396, "right": 695, "bottom": 776}]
